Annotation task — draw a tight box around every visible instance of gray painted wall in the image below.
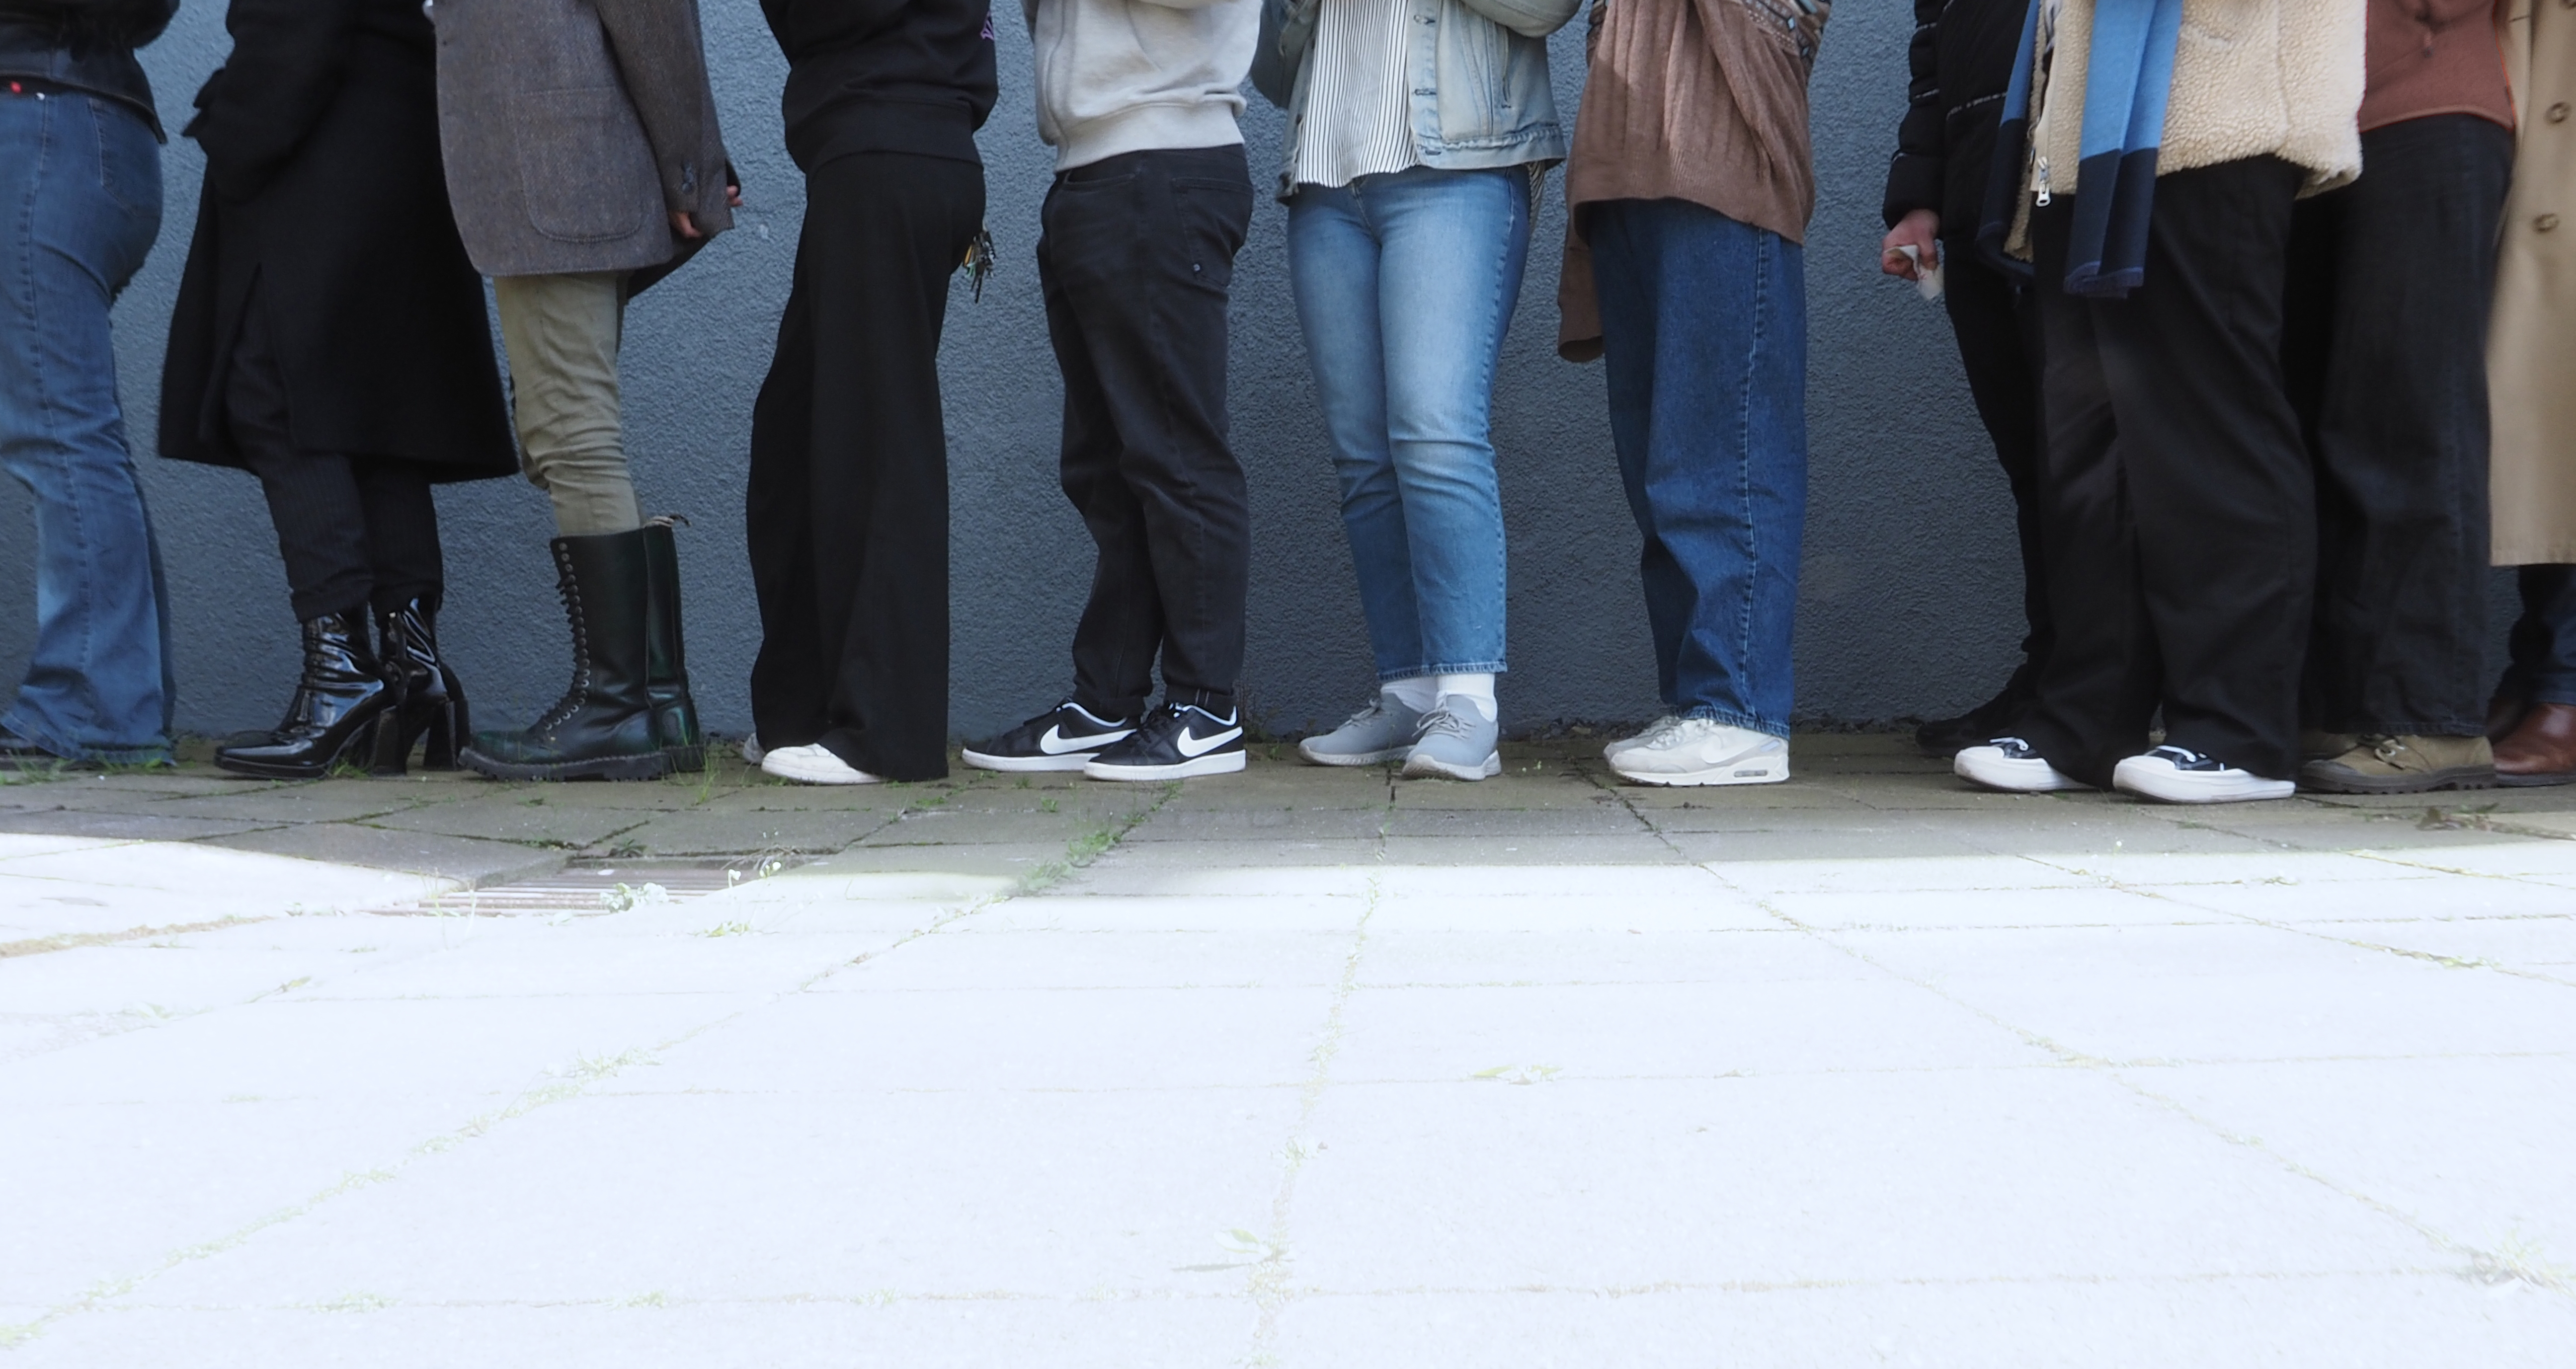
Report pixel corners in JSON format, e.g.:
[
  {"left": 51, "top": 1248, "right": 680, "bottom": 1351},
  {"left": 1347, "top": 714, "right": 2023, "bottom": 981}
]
[{"left": 8, "top": 4, "right": 2442, "bottom": 746}]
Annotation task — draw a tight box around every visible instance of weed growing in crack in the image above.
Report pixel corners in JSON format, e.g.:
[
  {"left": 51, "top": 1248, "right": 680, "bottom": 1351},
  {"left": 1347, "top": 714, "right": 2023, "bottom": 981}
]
[
  {"left": 1470, "top": 1064, "right": 1563, "bottom": 1085},
  {"left": 698, "top": 920, "right": 756, "bottom": 938},
  {"left": 600, "top": 882, "right": 671, "bottom": 913},
  {"left": 313, "top": 1292, "right": 393, "bottom": 1313}
]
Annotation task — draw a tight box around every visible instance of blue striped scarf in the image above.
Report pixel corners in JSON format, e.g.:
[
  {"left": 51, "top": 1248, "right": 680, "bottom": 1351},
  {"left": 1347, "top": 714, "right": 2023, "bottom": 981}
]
[{"left": 1976, "top": 0, "right": 2185, "bottom": 299}]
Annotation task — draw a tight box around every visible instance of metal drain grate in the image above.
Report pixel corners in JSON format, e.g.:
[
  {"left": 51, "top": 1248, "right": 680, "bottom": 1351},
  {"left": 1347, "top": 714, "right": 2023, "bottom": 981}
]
[{"left": 387, "top": 858, "right": 803, "bottom": 916}]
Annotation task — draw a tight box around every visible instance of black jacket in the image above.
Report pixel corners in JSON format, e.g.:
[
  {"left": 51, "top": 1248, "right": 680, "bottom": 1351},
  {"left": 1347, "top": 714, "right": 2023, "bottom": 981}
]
[
  {"left": 1880, "top": 0, "right": 2027, "bottom": 237},
  {"left": 158, "top": 0, "right": 513, "bottom": 479},
  {"left": 760, "top": 0, "right": 996, "bottom": 172},
  {"left": 0, "top": 0, "right": 177, "bottom": 137}
]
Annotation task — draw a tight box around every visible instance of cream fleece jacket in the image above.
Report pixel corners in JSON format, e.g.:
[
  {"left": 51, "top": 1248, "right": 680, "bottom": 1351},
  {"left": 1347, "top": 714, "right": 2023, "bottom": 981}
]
[
  {"left": 1025, "top": 0, "right": 1258, "bottom": 170},
  {"left": 2033, "top": 0, "right": 2367, "bottom": 198}
]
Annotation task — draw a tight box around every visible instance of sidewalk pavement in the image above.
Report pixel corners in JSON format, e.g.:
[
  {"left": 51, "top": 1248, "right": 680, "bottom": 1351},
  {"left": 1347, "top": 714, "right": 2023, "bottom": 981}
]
[{"left": 3, "top": 736, "right": 2573, "bottom": 1365}]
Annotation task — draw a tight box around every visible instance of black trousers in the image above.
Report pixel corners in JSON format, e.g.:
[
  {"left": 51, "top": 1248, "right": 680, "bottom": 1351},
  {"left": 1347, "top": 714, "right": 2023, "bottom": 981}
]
[
  {"left": 2023, "top": 157, "right": 2315, "bottom": 785},
  {"left": 2283, "top": 114, "right": 2512, "bottom": 737},
  {"left": 1039, "top": 146, "right": 1254, "bottom": 721},
  {"left": 227, "top": 301, "right": 442, "bottom": 623},
  {"left": 746, "top": 151, "right": 984, "bottom": 782},
  {"left": 1940, "top": 243, "right": 2052, "bottom": 683}
]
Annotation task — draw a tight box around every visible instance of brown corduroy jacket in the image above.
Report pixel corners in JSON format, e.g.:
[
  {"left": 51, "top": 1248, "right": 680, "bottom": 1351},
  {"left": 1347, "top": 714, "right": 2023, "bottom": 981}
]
[{"left": 428, "top": 0, "right": 733, "bottom": 279}]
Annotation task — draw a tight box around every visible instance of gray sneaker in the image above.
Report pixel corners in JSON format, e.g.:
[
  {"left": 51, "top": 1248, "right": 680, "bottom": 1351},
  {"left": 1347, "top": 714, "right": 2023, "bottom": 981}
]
[
  {"left": 1402, "top": 698, "right": 1501, "bottom": 781},
  {"left": 1298, "top": 693, "right": 1426, "bottom": 766}
]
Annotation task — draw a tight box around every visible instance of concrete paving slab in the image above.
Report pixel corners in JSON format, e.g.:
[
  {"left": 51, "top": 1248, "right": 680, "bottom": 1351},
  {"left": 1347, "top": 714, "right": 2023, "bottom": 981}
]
[
  {"left": 855, "top": 809, "right": 1105, "bottom": 847},
  {"left": 1759, "top": 884, "right": 2223, "bottom": 932},
  {"left": 362, "top": 793, "right": 658, "bottom": 848},
  {"left": 837, "top": 927, "right": 1355, "bottom": 992},
  {"left": 202, "top": 824, "right": 561, "bottom": 887},
  {"left": 643, "top": 984, "right": 1336, "bottom": 1095},
  {"left": 1285, "top": 1071, "right": 2439, "bottom": 1292},
  {"left": 606, "top": 809, "right": 886, "bottom": 856},
  {"left": 1352, "top": 927, "right": 1872, "bottom": 988},
  {"left": 966, "top": 893, "right": 1366, "bottom": 934},
  {"left": 138, "top": 783, "right": 441, "bottom": 824},
  {"left": 0, "top": 808, "right": 278, "bottom": 842}
]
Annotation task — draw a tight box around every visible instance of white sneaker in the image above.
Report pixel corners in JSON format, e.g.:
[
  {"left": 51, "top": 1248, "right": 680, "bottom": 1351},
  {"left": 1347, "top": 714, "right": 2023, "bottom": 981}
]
[
  {"left": 2112, "top": 745, "right": 2294, "bottom": 804},
  {"left": 1953, "top": 737, "right": 2089, "bottom": 792},
  {"left": 1603, "top": 714, "right": 1681, "bottom": 760},
  {"left": 759, "top": 743, "right": 881, "bottom": 786},
  {"left": 738, "top": 731, "right": 765, "bottom": 765},
  {"left": 1606, "top": 718, "right": 1788, "bottom": 786}
]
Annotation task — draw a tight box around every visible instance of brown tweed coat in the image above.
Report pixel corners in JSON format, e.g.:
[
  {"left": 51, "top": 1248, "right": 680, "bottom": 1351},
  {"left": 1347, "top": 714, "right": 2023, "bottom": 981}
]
[{"left": 428, "top": 0, "right": 733, "bottom": 279}]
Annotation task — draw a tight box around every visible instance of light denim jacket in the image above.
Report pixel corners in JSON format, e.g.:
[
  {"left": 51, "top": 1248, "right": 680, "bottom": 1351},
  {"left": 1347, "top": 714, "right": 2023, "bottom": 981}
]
[{"left": 1251, "top": 0, "right": 1577, "bottom": 198}]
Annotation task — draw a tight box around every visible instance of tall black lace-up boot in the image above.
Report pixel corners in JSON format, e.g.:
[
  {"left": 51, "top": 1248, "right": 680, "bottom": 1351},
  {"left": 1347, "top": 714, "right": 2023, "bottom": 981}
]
[
  {"left": 641, "top": 520, "right": 705, "bottom": 772},
  {"left": 371, "top": 594, "right": 469, "bottom": 774},
  {"left": 459, "top": 531, "right": 668, "bottom": 781},
  {"left": 216, "top": 610, "right": 396, "bottom": 779}
]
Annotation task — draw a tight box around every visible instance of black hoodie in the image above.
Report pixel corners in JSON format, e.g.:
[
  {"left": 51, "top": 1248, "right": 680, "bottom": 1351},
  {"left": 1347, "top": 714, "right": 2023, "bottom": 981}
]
[
  {"left": 760, "top": 0, "right": 996, "bottom": 172},
  {"left": 0, "top": 0, "right": 178, "bottom": 137}
]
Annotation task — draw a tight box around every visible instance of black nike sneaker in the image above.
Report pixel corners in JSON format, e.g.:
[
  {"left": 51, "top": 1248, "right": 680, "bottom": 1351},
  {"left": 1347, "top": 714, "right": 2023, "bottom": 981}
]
[
  {"left": 962, "top": 700, "right": 1137, "bottom": 772},
  {"left": 1083, "top": 701, "right": 1246, "bottom": 781}
]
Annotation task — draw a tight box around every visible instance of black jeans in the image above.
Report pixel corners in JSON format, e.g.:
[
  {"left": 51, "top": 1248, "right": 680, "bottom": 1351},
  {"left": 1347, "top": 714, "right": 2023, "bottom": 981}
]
[
  {"left": 1039, "top": 146, "right": 1254, "bottom": 721},
  {"left": 1940, "top": 243, "right": 2051, "bottom": 683},
  {"left": 2023, "top": 157, "right": 2315, "bottom": 784},
  {"left": 2284, "top": 114, "right": 2512, "bottom": 737},
  {"left": 746, "top": 151, "right": 985, "bottom": 783},
  {"left": 227, "top": 301, "right": 442, "bottom": 623},
  {"left": 2505, "top": 565, "right": 2576, "bottom": 706}
]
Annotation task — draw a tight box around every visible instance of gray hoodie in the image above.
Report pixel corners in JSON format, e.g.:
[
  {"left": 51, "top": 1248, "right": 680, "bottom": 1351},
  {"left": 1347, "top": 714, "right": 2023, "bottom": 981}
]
[{"left": 1025, "top": 0, "right": 1258, "bottom": 170}]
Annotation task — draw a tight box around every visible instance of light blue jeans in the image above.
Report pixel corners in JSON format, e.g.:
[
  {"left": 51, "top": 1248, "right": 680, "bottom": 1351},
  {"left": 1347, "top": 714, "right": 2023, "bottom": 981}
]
[
  {"left": 1288, "top": 165, "right": 1530, "bottom": 682},
  {"left": 0, "top": 91, "right": 171, "bottom": 763}
]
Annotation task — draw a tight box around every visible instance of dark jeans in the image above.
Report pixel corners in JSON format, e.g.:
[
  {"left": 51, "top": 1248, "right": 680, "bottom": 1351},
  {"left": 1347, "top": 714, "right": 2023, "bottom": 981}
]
[
  {"left": 228, "top": 301, "right": 443, "bottom": 623},
  {"left": 2284, "top": 114, "right": 2512, "bottom": 737},
  {"left": 2506, "top": 565, "right": 2576, "bottom": 707},
  {"left": 1039, "top": 145, "right": 1253, "bottom": 720},
  {"left": 1940, "top": 242, "right": 2051, "bottom": 683},
  {"left": 747, "top": 151, "right": 984, "bottom": 782},
  {"left": 2023, "top": 157, "right": 2315, "bottom": 784},
  {"left": 1589, "top": 197, "right": 1808, "bottom": 736}
]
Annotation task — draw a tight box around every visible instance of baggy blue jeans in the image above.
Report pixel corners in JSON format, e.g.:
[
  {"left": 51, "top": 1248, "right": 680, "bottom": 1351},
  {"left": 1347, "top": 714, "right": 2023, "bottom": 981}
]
[
  {"left": 1588, "top": 198, "right": 1807, "bottom": 737},
  {"left": 0, "top": 91, "right": 171, "bottom": 763},
  {"left": 1287, "top": 165, "right": 1530, "bottom": 682}
]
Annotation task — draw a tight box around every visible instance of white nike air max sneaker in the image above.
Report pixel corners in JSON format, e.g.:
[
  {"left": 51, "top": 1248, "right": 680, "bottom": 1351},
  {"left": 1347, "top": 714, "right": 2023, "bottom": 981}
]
[{"left": 1606, "top": 718, "right": 1788, "bottom": 786}]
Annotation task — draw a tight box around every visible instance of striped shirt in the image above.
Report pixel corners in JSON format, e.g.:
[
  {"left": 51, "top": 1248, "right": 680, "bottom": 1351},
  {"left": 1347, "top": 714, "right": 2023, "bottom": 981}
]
[{"left": 1288, "top": 0, "right": 1419, "bottom": 191}]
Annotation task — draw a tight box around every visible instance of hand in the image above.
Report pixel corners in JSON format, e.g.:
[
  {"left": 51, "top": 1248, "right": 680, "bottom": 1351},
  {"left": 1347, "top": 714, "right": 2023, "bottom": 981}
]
[
  {"left": 670, "top": 210, "right": 701, "bottom": 240},
  {"left": 1881, "top": 208, "right": 1939, "bottom": 281}
]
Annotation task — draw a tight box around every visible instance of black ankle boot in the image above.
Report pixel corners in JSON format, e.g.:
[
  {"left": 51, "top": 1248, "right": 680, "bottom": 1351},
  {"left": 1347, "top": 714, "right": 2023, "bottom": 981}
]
[
  {"left": 216, "top": 610, "right": 396, "bottom": 780},
  {"left": 1915, "top": 661, "right": 2040, "bottom": 759},
  {"left": 641, "top": 521, "right": 706, "bottom": 772},
  {"left": 459, "top": 530, "right": 668, "bottom": 781},
  {"left": 371, "top": 594, "right": 469, "bottom": 774}
]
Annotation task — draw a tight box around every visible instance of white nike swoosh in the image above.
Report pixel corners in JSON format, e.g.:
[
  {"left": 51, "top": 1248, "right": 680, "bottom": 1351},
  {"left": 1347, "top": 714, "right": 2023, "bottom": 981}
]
[
  {"left": 1174, "top": 725, "right": 1243, "bottom": 759},
  {"left": 1038, "top": 725, "right": 1129, "bottom": 755}
]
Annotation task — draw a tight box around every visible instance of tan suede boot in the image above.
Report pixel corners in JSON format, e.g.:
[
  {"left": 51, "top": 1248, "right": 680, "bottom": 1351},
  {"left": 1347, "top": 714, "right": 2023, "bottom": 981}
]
[
  {"left": 2300, "top": 729, "right": 2358, "bottom": 761},
  {"left": 2298, "top": 735, "right": 2496, "bottom": 795}
]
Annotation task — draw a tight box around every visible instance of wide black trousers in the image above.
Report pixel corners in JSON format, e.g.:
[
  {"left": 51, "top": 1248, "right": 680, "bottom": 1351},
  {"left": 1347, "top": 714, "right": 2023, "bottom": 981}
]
[
  {"left": 746, "top": 152, "right": 984, "bottom": 782},
  {"left": 2022, "top": 156, "right": 2315, "bottom": 785},
  {"left": 2283, "top": 114, "right": 2512, "bottom": 737},
  {"left": 229, "top": 301, "right": 443, "bottom": 623},
  {"left": 1939, "top": 243, "right": 2051, "bottom": 685},
  {"left": 1039, "top": 146, "right": 1255, "bottom": 721}
]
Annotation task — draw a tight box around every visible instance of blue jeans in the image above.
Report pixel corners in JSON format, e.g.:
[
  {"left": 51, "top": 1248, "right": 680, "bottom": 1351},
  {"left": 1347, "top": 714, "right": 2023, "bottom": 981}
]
[
  {"left": 1589, "top": 198, "right": 1807, "bottom": 737},
  {"left": 1288, "top": 165, "right": 1529, "bottom": 682},
  {"left": 2507, "top": 565, "right": 2576, "bottom": 707},
  {"left": 0, "top": 91, "right": 170, "bottom": 763}
]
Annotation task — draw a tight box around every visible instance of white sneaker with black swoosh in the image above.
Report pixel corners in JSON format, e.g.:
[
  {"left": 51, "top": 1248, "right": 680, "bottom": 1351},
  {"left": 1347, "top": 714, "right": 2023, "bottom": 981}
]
[
  {"left": 963, "top": 700, "right": 1137, "bottom": 772},
  {"left": 1083, "top": 701, "right": 1246, "bottom": 781}
]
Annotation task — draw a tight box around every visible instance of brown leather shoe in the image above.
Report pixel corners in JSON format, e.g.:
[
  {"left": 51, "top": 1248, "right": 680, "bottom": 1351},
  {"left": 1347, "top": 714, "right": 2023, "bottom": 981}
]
[{"left": 2495, "top": 701, "right": 2576, "bottom": 787}]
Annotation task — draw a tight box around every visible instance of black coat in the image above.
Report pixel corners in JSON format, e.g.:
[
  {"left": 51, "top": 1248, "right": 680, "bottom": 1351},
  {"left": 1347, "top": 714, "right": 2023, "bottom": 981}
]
[
  {"left": 1880, "top": 0, "right": 2028, "bottom": 239},
  {"left": 159, "top": 0, "right": 514, "bottom": 479}
]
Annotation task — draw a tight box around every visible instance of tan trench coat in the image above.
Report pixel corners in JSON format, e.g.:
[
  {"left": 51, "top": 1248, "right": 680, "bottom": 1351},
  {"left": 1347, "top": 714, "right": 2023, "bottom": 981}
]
[{"left": 2493, "top": 0, "right": 2576, "bottom": 564}]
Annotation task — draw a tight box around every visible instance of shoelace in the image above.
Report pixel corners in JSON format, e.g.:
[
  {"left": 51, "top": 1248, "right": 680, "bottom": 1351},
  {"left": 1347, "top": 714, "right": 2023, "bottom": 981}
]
[
  {"left": 2145, "top": 745, "right": 2224, "bottom": 771},
  {"left": 1417, "top": 707, "right": 1477, "bottom": 743},
  {"left": 1337, "top": 697, "right": 1391, "bottom": 729}
]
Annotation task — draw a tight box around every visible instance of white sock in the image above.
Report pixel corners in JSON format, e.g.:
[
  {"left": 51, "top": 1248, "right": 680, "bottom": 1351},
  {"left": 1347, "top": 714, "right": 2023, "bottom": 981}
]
[
  {"left": 1435, "top": 672, "right": 1496, "bottom": 722},
  {"left": 1382, "top": 677, "right": 1438, "bottom": 712}
]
